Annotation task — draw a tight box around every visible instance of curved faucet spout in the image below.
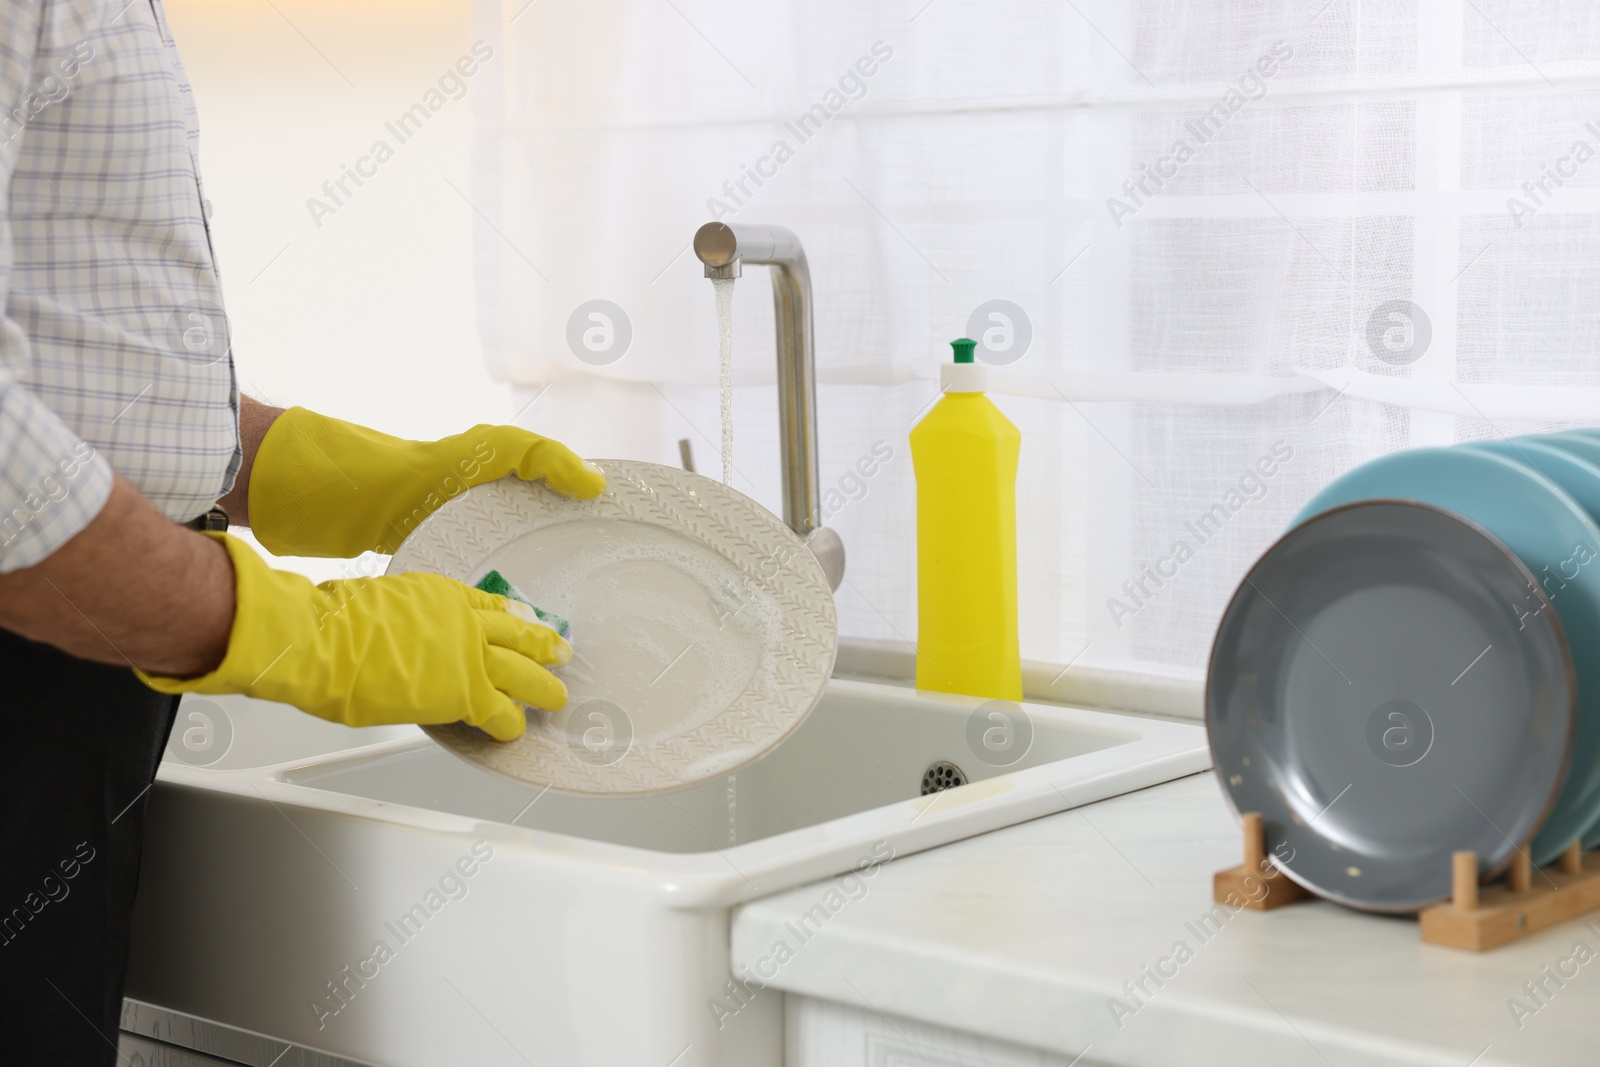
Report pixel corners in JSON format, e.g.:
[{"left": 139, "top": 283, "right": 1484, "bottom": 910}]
[{"left": 694, "top": 222, "right": 806, "bottom": 278}]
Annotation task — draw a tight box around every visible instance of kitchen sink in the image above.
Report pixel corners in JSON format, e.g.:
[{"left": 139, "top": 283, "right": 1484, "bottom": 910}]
[
  {"left": 164, "top": 692, "right": 418, "bottom": 771},
  {"left": 127, "top": 677, "right": 1209, "bottom": 1067}
]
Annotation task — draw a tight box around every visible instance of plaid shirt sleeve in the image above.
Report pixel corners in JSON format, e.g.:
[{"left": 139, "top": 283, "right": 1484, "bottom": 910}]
[
  {"left": 0, "top": 1, "right": 115, "bottom": 571},
  {"left": 0, "top": 0, "right": 239, "bottom": 573}
]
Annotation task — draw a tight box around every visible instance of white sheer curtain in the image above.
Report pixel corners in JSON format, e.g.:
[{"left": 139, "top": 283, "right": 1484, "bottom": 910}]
[{"left": 470, "top": 0, "right": 1600, "bottom": 714}]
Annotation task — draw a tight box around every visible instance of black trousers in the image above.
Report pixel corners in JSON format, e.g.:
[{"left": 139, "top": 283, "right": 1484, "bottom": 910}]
[{"left": 0, "top": 625, "right": 179, "bottom": 1064}]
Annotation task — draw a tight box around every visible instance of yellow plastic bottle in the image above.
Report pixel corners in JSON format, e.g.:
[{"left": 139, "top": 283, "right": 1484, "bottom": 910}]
[{"left": 910, "top": 338, "right": 1022, "bottom": 700}]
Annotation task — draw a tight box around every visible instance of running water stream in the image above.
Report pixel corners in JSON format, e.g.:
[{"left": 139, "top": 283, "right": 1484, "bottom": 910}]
[
  {"left": 712, "top": 276, "right": 738, "bottom": 844},
  {"left": 712, "top": 276, "right": 736, "bottom": 488}
]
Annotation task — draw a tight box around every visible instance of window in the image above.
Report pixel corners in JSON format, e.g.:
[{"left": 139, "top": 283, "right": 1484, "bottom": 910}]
[{"left": 475, "top": 0, "right": 1599, "bottom": 713}]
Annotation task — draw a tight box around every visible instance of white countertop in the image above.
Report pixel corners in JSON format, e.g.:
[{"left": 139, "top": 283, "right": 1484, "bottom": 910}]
[{"left": 731, "top": 771, "right": 1600, "bottom": 1067}]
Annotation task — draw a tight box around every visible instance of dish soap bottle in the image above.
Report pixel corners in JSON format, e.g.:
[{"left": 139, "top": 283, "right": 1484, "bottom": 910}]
[{"left": 910, "top": 338, "right": 1022, "bottom": 700}]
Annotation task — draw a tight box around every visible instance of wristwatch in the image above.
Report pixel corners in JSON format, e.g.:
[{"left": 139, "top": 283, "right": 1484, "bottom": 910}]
[{"left": 184, "top": 506, "right": 230, "bottom": 533}]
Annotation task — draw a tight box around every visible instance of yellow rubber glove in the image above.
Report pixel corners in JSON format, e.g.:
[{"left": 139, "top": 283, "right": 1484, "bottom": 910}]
[
  {"left": 248, "top": 407, "right": 605, "bottom": 558},
  {"left": 138, "top": 533, "right": 569, "bottom": 740}
]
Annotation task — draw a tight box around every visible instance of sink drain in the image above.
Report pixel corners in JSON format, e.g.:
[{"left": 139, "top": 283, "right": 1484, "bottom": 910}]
[{"left": 921, "top": 761, "right": 968, "bottom": 795}]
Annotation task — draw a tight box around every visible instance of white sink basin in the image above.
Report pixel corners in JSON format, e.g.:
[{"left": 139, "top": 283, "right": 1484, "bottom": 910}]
[
  {"left": 127, "top": 677, "right": 1209, "bottom": 1067},
  {"left": 165, "top": 692, "right": 419, "bottom": 771}
]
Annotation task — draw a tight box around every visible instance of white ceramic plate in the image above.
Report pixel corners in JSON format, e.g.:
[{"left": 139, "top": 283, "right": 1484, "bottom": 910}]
[{"left": 386, "top": 460, "right": 839, "bottom": 795}]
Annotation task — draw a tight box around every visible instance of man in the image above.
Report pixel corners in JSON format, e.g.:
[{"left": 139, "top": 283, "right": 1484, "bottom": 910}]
[{"left": 0, "top": 2, "right": 583, "bottom": 1060}]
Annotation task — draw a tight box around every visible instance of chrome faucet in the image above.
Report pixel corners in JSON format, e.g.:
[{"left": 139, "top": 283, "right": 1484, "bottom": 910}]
[{"left": 693, "top": 221, "right": 845, "bottom": 591}]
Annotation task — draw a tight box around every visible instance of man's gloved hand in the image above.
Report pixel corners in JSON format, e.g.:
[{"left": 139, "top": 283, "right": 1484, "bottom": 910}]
[
  {"left": 138, "top": 533, "right": 567, "bottom": 740},
  {"left": 248, "top": 407, "right": 605, "bottom": 559}
]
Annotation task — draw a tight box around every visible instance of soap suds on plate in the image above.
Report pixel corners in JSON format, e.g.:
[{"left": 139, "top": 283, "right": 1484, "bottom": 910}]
[{"left": 485, "top": 517, "right": 782, "bottom": 746}]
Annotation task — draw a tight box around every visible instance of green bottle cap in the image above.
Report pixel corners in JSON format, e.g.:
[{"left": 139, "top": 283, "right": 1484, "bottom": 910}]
[{"left": 951, "top": 338, "right": 977, "bottom": 364}]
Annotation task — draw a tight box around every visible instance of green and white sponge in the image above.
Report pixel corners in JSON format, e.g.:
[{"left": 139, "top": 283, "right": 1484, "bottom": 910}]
[{"left": 474, "top": 569, "right": 570, "bottom": 641}]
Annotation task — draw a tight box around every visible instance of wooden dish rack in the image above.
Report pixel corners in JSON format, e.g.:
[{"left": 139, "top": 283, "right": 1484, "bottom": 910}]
[{"left": 1214, "top": 812, "right": 1600, "bottom": 951}]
